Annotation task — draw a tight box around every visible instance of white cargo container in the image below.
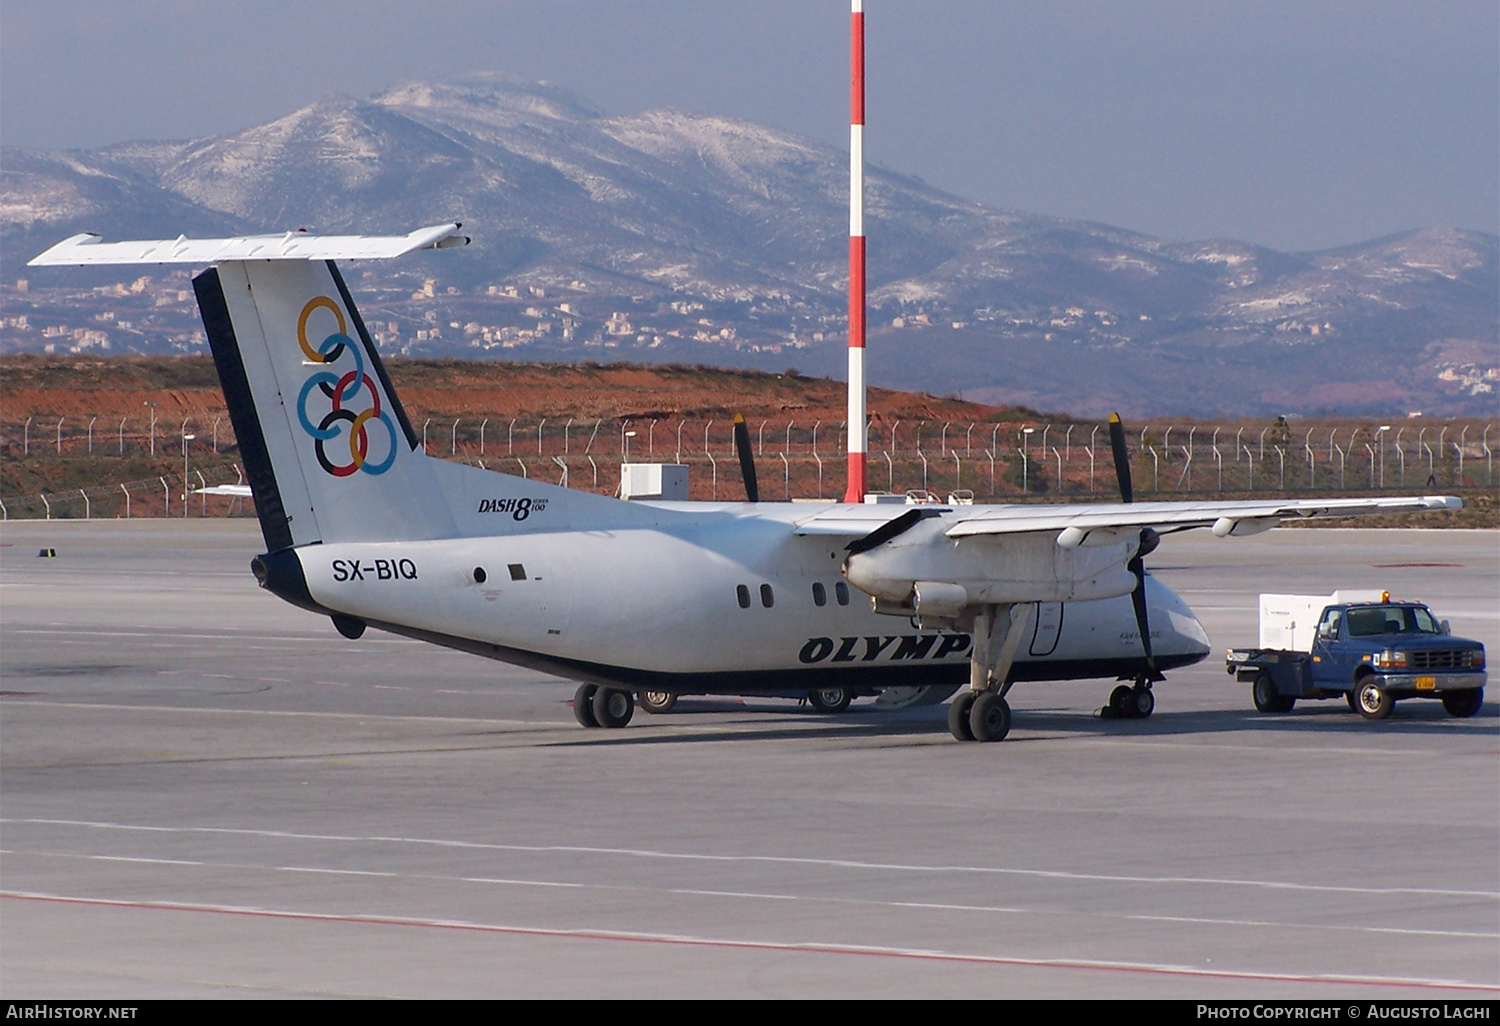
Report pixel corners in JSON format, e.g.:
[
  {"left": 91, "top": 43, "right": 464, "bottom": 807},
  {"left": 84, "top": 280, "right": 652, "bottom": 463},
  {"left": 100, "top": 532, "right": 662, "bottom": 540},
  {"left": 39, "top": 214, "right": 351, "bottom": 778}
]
[
  {"left": 620, "top": 463, "right": 689, "bottom": 501},
  {"left": 1257, "top": 591, "right": 1385, "bottom": 651}
]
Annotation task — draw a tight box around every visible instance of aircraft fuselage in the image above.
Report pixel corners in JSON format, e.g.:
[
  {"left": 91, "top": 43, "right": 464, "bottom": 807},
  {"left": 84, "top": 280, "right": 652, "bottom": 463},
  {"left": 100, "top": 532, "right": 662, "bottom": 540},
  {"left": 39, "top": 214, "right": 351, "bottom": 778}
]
[{"left": 267, "top": 497, "right": 1212, "bottom": 693}]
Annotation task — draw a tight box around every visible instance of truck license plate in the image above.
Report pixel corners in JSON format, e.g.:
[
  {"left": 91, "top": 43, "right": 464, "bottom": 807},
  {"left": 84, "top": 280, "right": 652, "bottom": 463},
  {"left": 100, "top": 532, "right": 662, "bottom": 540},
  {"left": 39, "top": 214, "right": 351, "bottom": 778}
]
[{"left": 1415, "top": 676, "right": 1436, "bottom": 690}]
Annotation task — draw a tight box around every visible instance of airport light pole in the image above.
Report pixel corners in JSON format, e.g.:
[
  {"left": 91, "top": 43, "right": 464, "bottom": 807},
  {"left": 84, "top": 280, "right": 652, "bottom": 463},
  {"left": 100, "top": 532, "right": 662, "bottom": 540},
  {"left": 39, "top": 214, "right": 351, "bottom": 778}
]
[
  {"left": 181, "top": 433, "right": 195, "bottom": 518},
  {"left": 1377, "top": 425, "right": 1390, "bottom": 488}
]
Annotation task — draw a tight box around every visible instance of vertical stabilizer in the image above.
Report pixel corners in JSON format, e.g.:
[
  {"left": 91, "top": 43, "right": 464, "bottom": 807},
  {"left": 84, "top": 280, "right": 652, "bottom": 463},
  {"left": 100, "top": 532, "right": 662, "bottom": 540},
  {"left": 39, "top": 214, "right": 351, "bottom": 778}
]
[{"left": 197, "top": 259, "right": 457, "bottom": 548}]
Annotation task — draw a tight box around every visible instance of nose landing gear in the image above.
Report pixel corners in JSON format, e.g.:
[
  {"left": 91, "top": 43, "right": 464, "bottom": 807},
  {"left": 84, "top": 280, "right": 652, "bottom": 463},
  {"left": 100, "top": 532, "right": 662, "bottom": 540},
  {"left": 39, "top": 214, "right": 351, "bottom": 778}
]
[{"left": 1102, "top": 678, "right": 1156, "bottom": 719}]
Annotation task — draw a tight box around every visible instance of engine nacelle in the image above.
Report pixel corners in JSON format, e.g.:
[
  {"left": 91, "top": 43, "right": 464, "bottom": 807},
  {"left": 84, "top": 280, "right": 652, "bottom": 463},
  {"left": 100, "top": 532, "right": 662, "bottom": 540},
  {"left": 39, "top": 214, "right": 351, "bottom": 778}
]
[{"left": 844, "top": 518, "right": 1138, "bottom": 606}]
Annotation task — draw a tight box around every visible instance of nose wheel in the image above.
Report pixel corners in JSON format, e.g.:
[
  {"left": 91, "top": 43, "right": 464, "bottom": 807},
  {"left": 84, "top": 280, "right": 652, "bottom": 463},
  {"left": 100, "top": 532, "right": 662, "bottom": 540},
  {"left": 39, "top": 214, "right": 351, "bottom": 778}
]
[{"left": 1103, "top": 680, "right": 1155, "bottom": 719}]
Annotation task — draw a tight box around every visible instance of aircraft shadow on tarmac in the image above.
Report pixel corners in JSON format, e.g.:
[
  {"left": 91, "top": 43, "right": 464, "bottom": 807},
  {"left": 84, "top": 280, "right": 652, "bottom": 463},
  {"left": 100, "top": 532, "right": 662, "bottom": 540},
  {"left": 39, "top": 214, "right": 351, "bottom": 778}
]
[{"left": 548, "top": 696, "right": 1494, "bottom": 747}]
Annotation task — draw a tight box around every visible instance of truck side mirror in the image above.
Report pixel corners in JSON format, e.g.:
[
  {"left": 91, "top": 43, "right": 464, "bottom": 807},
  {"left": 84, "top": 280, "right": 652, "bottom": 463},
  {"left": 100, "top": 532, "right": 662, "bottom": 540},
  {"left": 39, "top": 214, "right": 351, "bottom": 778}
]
[
  {"left": 1441, "top": 620, "right": 1452, "bottom": 636},
  {"left": 1318, "top": 625, "right": 1336, "bottom": 640}
]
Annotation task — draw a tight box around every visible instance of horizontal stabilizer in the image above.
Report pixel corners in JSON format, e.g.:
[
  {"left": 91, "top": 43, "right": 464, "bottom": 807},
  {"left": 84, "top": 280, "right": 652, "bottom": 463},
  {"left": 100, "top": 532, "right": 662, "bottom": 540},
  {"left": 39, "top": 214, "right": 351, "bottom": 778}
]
[{"left": 28, "top": 223, "right": 469, "bottom": 266}]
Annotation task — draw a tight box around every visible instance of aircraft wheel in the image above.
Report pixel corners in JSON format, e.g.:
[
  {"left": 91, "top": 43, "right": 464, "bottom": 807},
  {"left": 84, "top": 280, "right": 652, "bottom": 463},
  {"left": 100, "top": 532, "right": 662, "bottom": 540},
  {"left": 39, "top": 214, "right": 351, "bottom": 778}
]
[
  {"left": 1355, "top": 678, "right": 1393, "bottom": 721},
  {"left": 1131, "top": 683, "right": 1156, "bottom": 718},
  {"left": 968, "top": 692, "right": 1011, "bottom": 742},
  {"left": 592, "top": 686, "right": 635, "bottom": 728},
  {"left": 948, "top": 691, "right": 977, "bottom": 741},
  {"left": 808, "top": 686, "right": 852, "bottom": 714},
  {"left": 573, "top": 683, "right": 600, "bottom": 728},
  {"left": 638, "top": 690, "right": 677, "bottom": 714},
  {"left": 1441, "top": 688, "right": 1483, "bottom": 718},
  {"left": 1109, "top": 684, "right": 1135, "bottom": 717}
]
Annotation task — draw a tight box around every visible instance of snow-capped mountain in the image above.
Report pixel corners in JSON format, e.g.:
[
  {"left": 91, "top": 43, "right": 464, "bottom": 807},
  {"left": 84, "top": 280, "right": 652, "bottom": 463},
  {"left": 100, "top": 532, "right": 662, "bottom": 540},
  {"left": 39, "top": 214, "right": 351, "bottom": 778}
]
[{"left": 3, "top": 74, "right": 1494, "bottom": 417}]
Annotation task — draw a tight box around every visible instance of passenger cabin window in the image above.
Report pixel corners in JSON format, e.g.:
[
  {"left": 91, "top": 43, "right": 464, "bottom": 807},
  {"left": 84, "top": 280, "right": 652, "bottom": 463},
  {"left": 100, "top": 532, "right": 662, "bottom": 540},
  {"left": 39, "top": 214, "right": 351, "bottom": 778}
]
[
  {"left": 812, "top": 582, "right": 827, "bottom": 607},
  {"left": 508, "top": 563, "right": 527, "bottom": 581},
  {"left": 760, "top": 584, "right": 774, "bottom": 608},
  {"left": 736, "top": 584, "right": 751, "bottom": 609},
  {"left": 835, "top": 582, "right": 850, "bottom": 606}
]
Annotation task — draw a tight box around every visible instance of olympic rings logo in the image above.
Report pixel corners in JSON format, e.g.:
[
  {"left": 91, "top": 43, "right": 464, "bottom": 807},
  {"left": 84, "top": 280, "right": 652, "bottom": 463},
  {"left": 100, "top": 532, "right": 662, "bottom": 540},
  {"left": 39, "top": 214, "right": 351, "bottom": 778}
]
[{"left": 294, "top": 295, "right": 398, "bottom": 477}]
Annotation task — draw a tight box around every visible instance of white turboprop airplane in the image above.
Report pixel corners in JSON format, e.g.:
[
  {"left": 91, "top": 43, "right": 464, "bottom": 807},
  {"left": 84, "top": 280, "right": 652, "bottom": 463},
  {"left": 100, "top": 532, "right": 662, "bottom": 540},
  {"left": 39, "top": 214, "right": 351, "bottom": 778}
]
[{"left": 29, "top": 225, "right": 1461, "bottom": 742}]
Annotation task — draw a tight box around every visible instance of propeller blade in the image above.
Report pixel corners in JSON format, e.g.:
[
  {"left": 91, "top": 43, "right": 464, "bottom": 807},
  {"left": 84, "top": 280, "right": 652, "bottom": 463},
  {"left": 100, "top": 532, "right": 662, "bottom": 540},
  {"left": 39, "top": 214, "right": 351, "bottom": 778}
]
[
  {"left": 733, "top": 413, "right": 759, "bottom": 503},
  {"left": 1108, "top": 412, "right": 1133, "bottom": 504},
  {"left": 1110, "top": 411, "right": 1160, "bottom": 680},
  {"left": 1128, "top": 554, "right": 1159, "bottom": 677},
  {"left": 1128, "top": 558, "right": 1152, "bottom": 660}
]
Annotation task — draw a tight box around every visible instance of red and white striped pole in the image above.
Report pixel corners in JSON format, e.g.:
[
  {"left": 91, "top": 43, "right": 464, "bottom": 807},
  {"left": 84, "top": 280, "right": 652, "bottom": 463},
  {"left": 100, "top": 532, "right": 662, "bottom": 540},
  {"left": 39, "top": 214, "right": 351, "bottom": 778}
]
[{"left": 843, "top": 0, "right": 867, "bottom": 504}]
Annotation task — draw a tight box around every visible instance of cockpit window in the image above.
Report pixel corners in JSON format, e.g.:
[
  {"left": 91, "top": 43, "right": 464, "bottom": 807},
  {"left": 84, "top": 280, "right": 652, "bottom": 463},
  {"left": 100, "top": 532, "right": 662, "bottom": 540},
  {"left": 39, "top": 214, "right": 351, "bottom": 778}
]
[{"left": 1345, "top": 605, "right": 1441, "bottom": 637}]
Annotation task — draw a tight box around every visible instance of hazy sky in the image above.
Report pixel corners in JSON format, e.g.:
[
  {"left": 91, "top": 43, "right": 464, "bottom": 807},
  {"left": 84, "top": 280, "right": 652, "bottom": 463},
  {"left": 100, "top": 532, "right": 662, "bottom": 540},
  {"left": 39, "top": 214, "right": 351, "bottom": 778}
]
[{"left": 2, "top": 0, "right": 1495, "bottom": 252}]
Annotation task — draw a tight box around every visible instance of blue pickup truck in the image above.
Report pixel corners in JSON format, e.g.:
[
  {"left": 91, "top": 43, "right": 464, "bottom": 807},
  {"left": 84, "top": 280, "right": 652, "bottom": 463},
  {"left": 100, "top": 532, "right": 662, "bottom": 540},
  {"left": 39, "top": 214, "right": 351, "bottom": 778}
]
[{"left": 1227, "top": 592, "right": 1486, "bottom": 720}]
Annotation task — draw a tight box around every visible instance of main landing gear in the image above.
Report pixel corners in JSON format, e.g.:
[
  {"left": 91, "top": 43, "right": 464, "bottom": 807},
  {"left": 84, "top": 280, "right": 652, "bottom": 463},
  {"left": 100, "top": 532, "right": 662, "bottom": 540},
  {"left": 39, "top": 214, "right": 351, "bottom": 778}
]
[
  {"left": 950, "top": 603, "right": 1032, "bottom": 743},
  {"left": 573, "top": 683, "right": 635, "bottom": 729}
]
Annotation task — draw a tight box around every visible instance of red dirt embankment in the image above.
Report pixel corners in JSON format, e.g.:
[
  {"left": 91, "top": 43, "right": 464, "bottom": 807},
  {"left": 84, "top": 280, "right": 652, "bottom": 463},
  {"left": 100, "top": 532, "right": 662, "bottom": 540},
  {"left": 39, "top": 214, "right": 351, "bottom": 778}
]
[{"left": 0, "top": 354, "right": 1024, "bottom": 427}]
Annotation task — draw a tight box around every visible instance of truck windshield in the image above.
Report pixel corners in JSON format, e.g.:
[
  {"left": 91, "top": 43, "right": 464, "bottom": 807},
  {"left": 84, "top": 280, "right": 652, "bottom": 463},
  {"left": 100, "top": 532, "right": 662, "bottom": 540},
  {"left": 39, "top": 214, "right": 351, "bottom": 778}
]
[{"left": 1344, "top": 605, "right": 1442, "bottom": 637}]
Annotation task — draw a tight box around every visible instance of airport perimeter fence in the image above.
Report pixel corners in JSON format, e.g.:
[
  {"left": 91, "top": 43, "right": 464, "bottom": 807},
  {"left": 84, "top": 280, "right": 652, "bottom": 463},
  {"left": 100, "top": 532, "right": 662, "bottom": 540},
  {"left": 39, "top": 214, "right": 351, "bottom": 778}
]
[{"left": 2, "top": 413, "right": 1496, "bottom": 519}]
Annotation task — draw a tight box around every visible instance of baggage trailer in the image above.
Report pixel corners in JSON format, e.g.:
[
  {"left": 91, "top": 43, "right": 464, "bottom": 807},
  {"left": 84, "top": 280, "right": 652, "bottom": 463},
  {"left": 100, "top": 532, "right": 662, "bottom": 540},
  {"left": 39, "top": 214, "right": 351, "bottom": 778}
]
[{"left": 1226, "top": 591, "right": 1486, "bottom": 719}]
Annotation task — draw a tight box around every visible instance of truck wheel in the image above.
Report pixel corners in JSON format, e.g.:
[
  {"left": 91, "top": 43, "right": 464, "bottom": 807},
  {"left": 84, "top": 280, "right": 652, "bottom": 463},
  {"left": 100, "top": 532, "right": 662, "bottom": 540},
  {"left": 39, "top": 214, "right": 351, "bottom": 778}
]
[
  {"left": 1355, "top": 679, "right": 1393, "bottom": 720},
  {"left": 1345, "top": 690, "right": 1360, "bottom": 713},
  {"left": 1441, "top": 688, "right": 1484, "bottom": 718},
  {"left": 1252, "top": 675, "right": 1294, "bottom": 714}
]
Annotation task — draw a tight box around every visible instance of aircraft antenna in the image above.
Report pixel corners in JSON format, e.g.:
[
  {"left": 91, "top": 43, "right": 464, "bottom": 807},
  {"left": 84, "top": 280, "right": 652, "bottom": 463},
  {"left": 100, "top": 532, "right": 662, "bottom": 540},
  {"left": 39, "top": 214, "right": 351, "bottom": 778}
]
[{"left": 843, "top": 0, "right": 868, "bottom": 504}]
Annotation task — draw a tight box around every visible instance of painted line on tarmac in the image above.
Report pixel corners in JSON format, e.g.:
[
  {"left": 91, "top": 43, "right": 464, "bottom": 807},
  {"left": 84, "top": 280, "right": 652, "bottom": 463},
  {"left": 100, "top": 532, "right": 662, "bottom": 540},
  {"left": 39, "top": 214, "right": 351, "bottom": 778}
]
[
  {"left": 3, "top": 890, "right": 1494, "bottom": 993},
  {"left": 0, "top": 704, "right": 548, "bottom": 728},
  {"left": 9, "top": 818, "right": 1497, "bottom": 900},
  {"left": 7, "top": 848, "right": 1489, "bottom": 941}
]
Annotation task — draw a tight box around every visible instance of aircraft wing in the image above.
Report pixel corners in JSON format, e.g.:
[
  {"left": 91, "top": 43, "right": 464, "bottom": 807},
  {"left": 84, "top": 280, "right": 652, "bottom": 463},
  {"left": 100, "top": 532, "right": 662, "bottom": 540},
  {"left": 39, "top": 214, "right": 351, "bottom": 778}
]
[
  {"left": 27, "top": 223, "right": 469, "bottom": 266},
  {"left": 798, "top": 494, "right": 1458, "bottom": 543},
  {"left": 944, "top": 494, "right": 1461, "bottom": 540},
  {"left": 838, "top": 493, "right": 1462, "bottom": 610}
]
